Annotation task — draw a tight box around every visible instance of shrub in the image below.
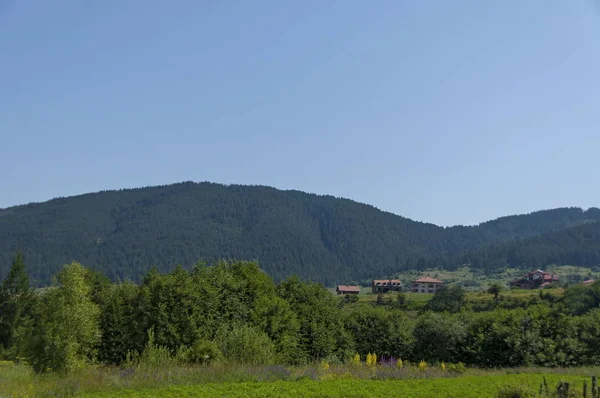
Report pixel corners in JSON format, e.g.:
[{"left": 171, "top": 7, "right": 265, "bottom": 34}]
[
  {"left": 447, "top": 362, "right": 466, "bottom": 374},
  {"left": 183, "top": 340, "right": 223, "bottom": 365},
  {"left": 138, "top": 329, "right": 174, "bottom": 368},
  {"left": 216, "top": 324, "right": 276, "bottom": 365},
  {"left": 495, "top": 384, "right": 536, "bottom": 398},
  {"left": 351, "top": 353, "right": 361, "bottom": 367},
  {"left": 418, "top": 360, "right": 428, "bottom": 372}
]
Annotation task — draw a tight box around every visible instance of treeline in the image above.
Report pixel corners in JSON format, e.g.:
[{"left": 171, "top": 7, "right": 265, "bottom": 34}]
[
  {"left": 1, "top": 181, "right": 599, "bottom": 285},
  {"left": 2, "top": 254, "right": 600, "bottom": 373},
  {"left": 430, "top": 220, "right": 600, "bottom": 271}
]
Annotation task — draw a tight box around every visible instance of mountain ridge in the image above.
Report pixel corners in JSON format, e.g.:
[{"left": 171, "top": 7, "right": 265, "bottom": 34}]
[{"left": 1, "top": 181, "right": 598, "bottom": 285}]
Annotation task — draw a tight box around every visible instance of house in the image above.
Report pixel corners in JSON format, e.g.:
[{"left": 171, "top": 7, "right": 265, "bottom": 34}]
[
  {"left": 411, "top": 277, "right": 444, "bottom": 293},
  {"left": 371, "top": 279, "right": 402, "bottom": 294},
  {"left": 582, "top": 279, "right": 596, "bottom": 286},
  {"left": 336, "top": 285, "right": 361, "bottom": 295},
  {"left": 510, "top": 269, "right": 559, "bottom": 289}
]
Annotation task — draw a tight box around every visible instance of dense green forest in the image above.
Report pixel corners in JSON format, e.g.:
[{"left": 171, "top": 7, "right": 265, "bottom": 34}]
[
  {"left": 1, "top": 182, "right": 599, "bottom": 285},
  {"left": 430, "top": 221, "right": 600, "bottom": 272},
  {"left": 2, "top": 255, "right": 600, "bottom": 373}
]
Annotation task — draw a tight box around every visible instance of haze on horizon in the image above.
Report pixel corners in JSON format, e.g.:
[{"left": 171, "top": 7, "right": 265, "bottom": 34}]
[{"left": 1, "top": 1, "right": 599, "bottom": 226}]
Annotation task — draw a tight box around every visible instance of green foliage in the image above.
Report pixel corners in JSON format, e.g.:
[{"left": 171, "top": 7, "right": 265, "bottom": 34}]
[
  {"left": 215, "top": 324, "right": 276, "bottom": 365},
  {"left": 137, "top": 329, "right": 174, "bottom": 368},
  {"left": 7, "top": 252, "right": 600, "bottom": 373},
  {"left": 563, "top": 282, "right": 600, "bottom": 315},
  {"left": 487, "top": 283, "right": 502, "bottom": 300},
  {"left": 344, "top": 294, "right": 359, "bottom": 304},
  {"left": 394, "top": 292, "right": 408, "bottom": 310},
  {"left": 29, "top": 262, "right": 101, "bottom": 373},
  {"left": 0, "top": 251, "right": 34, "bottom": 360},
  {"left": 183, "top": 339, "right": 223, "bottom": 365},
  {"left": 2, "top": 183, "right": 600, "bottom": 285},
  {"left": 412, "top": 312, "right": 467, "bottom": 363},
  {"left": 277, "top": 276, "right": 353, "bottom": 363},
  {"left": 343, "top": 305, "right": 412, "bottom": 360},
  {"left": 425, "top": 285, "right": 467, "bottom": 313},
  {"left": 495, "top": 384, "right": 537, "bottom": 398}
]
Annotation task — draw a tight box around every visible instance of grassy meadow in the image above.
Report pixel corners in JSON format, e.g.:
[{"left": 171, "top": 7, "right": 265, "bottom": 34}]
[{"left": 1, "top": 360, "right": 599, "bottom": 398}]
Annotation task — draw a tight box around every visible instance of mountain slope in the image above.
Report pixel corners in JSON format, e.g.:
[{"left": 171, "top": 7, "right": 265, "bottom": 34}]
[
  {"left": 0, "top": 181, "right": 598, "bottom": 285},
  {"left": 454, "top": 220, "right": 600, "bottom": 271}
]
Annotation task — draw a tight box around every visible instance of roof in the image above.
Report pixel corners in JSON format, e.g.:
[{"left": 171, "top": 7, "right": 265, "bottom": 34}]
[
  {"left": 539, "top": 282, "right": 552, "bottom": 287},
  {"left": 414, "top": 277, "right": 443, "bottom": 284},
  {"left": 527, "top": 269, "right": 550, "bottom": 276},
  {"left": 336, "top": 285, "right": 361, "bottom": 292},
  {"left": 372, "top": 279, "right": 402, "bottom": 285},
  {"left": 582, "top": 279, "right": 596, "bottom": 285}
]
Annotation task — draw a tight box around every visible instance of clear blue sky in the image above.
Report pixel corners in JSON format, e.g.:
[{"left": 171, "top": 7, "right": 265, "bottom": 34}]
[{"left": 1, "top": 1, "right": 599, "bottom": 226}]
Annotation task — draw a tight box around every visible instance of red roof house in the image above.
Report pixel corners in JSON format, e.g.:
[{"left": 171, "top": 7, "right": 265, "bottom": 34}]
[
  {"left": 411, "top": 276, "right": 444, "bottom": 293},
  {"left": 510, "top": 269, "right": 559, "bottom": 289},
  {"left": 336, "top": 285, "right": 361, "bottom": 295}
]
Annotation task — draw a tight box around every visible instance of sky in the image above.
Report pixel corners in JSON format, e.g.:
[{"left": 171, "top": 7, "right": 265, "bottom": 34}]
[{"left": 1, "top": 1, "right": 599, "bottom": 226}]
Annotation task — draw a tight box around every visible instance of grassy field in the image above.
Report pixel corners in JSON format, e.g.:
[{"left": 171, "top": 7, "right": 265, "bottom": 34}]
[
  {"left": 79, "top": 374, "right": 589, "bottom": 398},
  {"left": 2, "top": 361, "right": 599, "bottom": 398}
]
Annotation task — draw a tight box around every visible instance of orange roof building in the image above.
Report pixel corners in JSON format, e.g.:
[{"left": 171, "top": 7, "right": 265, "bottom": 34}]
[
  {"left": 336, "top": 285, "right": 361, "bottom": 295},
  {"left": 411, "top": 276, "right": 444, "bottom": 293}
]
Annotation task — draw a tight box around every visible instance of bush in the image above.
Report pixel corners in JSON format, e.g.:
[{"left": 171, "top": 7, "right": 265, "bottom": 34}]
[
  {"left": 216, "top": 324, "right": 276, "bottom": 365},
  {"left": 183, "top": 340, "right": 223, "bottom": 365},
  {"left": 495, "top": 384, "right": 536, "bottom": 398},
  {"left": 447, "top": 362, "right": 466, "bottom": 374},
  {"left": 138, "top": 329, "right": 174, "bottom": 368}
]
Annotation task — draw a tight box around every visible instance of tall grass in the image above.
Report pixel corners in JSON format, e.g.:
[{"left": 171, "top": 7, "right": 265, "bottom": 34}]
[{"left": 1, "top": 361, "right": 599, "bottom": 397}]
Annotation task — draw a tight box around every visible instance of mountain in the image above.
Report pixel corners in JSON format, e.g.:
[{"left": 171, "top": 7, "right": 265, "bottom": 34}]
[
  {"left": 453, "top": 220, "right": 600, "bottom": 271},
  {"left": 0, "top": 181, "right": 599, "bottom": 285}
]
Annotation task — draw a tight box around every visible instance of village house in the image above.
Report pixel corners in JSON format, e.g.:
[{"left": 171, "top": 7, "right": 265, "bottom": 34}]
[
  {"left": 336, "top": 285, "right": 361, "bottom": 295},
  {"left": 411, "top": 276, "right": 444, "bottom": 293},
  {"left": 582, "top": 279, "right": 596, "bottom": 286},
  {"left": 510, "top": 269, "right": 559, "bottom": 289},
  {"left": 371, "top": 279, "right": 402, "bottom": 294}
]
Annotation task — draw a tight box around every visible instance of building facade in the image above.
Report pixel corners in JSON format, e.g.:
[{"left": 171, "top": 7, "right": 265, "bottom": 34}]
[
  {"left": 336, "top": 285, "right": 361, "bottom": 295},
  {"left": 510, "top": 269, "right": 559, "bottom": 289},
  {"left": 411, "top": 277, "right": 444, "bottom": 293},
  {"left": 371, "top": 279, "right": 402, "bottom": 294}
]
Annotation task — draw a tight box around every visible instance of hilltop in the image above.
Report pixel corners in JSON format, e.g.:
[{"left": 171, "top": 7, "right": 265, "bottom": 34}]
[{"left": 0, "top": 181, "right": 599, "bottom": 285}]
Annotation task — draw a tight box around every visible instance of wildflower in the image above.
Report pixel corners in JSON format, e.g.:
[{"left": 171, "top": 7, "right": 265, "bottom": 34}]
[
  {"left": 418, "top": 360, "right": 428, "bottom": 372},
  {"left": 366, "top": 352, "right": 377, "bottom": 368},
  {"left": 396, "top": 358, "right": 403, "bottom": 369}
]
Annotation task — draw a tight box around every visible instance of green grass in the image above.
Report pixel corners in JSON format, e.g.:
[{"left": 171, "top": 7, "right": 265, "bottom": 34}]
[
  {"left": 2, "top": 362, "right": 599, "bottom": 398},
  {"left": 81, "top": 374, "right": 591, "bottom": 398}
]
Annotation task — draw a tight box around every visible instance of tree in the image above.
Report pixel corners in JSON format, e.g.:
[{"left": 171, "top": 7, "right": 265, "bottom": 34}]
[
  {"left": 0, "top": 251, "right": 34, "bottom": 360},
  {"left": 343, "top": 305, "right": 413, "bottom": 359},
  {"left": 412, "top": 312, "right": 466, "bottom": 363},
  {"left": 277, "top": 276, "right": 353, "bottom": 363},
  {"left": 487, "top": 283, "right": 502, "bottom": 300},
  {"left": 30, "top": 262, "right": 100, "bottom": 373},
  {"left": 425, "top": 285, "right": 466, "bottom": 313},
  {"left": 394, "top": 292, "right": 408, "bottom": 310}
]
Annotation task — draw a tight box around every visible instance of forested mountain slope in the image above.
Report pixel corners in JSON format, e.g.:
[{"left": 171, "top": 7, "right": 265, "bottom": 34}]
[
  {"left": 448, "top": 220, "right": 600, "bottom": 271},
  {"left": 0, "top": 181, "right": 598, "bottom": 285}
]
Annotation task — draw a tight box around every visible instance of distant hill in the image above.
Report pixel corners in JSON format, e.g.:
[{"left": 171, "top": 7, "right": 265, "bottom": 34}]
[
  {"left": 451, "top": 220, "right": 600, "bottom": 271},
  {"left": 0, "top": 181, "right": 598, "bottom": 285}
]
